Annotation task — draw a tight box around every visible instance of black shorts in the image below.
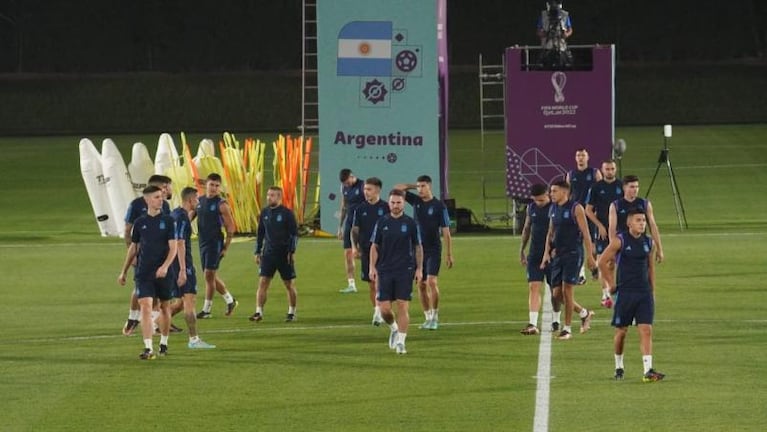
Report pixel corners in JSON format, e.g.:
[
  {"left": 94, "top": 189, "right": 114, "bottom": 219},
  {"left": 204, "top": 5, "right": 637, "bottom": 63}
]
[
  {"left": 136, "top": 276, "right": 173, "bottom": 301},
  {"left": 376, "top": 271, "right": 414, "bottom": 302},
  {"left": 173, "top": 266, "right": 197, "bottom": 297},
  {"left": 612, "top": 291, "right": 654, "bottom": 327},
  {"left": 550, "top": 250, "right": 583, "bottom": 287},
  {"left": 360, "top": 251, "right": 371, "bottom": 282},
  {"left": 259, "top": 252, "right": 296, "bottom": 280},
  {"left": 421, "top": 248, "right": 442, "bottom": 279},
  {"left": 342, "top": 216, "right": 353, "bottom": 249},
  {"left": 200, "top": 240, "right": 223, "bottom": 270},
  {"left": 526, "top": 254, "right": 551, "bottom": 285}
]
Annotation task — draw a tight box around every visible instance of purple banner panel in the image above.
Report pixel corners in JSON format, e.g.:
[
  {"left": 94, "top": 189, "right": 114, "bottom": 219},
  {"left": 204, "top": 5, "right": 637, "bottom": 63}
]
[{"left": 504, "top": 45, "right": 614, "bottom": 199}]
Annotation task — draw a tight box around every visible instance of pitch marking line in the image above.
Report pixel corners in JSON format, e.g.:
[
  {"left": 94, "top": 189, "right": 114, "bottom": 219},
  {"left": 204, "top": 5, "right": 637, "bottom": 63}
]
[{"left": 533, "top": 287, "right": 553, "bottom": 432}]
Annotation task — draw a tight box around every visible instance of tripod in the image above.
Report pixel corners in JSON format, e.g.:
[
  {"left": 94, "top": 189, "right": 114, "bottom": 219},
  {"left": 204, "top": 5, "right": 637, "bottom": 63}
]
[{"left": 645, "top": 136, "right": 688, "bottom": 230}]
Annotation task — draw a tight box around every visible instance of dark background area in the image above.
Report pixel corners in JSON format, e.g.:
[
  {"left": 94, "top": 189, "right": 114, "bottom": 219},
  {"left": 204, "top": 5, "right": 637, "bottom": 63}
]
[{"left": 1, "top": 0, "right": 766, "bottom": 133}]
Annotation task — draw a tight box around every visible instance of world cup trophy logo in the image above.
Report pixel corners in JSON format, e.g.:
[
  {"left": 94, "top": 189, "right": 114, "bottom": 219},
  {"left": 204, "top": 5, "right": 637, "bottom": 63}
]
[{"left": 551, "top": 71, "right": 566, "bottom": 103}]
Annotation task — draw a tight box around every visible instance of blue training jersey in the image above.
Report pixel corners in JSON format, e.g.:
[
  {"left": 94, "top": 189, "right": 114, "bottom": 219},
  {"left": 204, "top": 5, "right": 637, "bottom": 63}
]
[
  {"left": 197, "top": 195, "right": 224, "bottom": 244},
  {"left": 371, "top": 214, "right": 421, "bottom": 274},
  {"left": 405, "top": 192, "right": 449, "bottom": 250},
  {"left": 131, "top": 213, "right": 176, "bottom": 281},
  {"left": 342, "top": 178, "right": 366, "bottom": 214},
  {"left": 352, "top": 199, "right": 390, "bottom": 254},
  {"left": 613, "top": 197, "right": 648, "bottom": 234},
  {"left": 616, "top": 232, "right": 653, "bottom": 293},
  {"left": 528, "top": 201, "right": 552, "bottom": 257},
  {"left": 569, "top": 167, "right": 599, "bottom": 205},
  {"left": 550, "top": 199, "right": 582, "bottom": 254},
  {"left": 255, "top": 205, "right": 298, "bottom": 255},
  {"left": 171, "top": 207, "right": 194, "bottom": 270},
  {"left": 586, "top": 179, "right": 623, "bottom": 227},
  {"left": 125, "top": 196, "right": 170, "bottom": 224}
]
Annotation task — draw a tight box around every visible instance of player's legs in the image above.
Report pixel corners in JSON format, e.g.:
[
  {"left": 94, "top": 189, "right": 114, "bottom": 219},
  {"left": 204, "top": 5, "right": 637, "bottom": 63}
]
[
  {"left": 182, "top": 293, "right": 198, "bottom": 338},
  {"left": 521, "top": 281, "right": 542, "bottom": 335},
  {"left": 340, "top": 220, "right": 357, "bottom": 293},
  {"left": 138, "top": 297, "right": 155, "bottom": 345},
  {"left": 613, "top": 326, "right": 628, "bottom": 379},
  {"left": 122, "top": 290, "right": 141, "bottom": 336},
  {"left": 252, "top": 276, "right": 272, "bottom": 317},
  {"left": 283, "top": 278, "right": 297, "bottom": 321},
  {"left": 392, "top": 272, "right": 413, "bottom": 354},
  {"left": 426, "top": 275, "right": 440, "bottom": 322},
  {"left": 395, "top": 299, "right": 410, "bottom": 334}
]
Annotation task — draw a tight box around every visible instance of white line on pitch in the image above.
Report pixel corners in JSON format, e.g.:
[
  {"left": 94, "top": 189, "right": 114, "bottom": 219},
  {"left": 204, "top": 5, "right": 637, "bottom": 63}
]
[{"left": 533, "top": 287, "right": 553, "bottom": 432}]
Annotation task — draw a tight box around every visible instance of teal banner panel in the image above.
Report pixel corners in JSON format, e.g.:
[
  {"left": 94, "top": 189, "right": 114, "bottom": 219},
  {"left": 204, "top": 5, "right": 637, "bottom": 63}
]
[{"left": 317, "top": 0, "right": 440, "bottom": 232}]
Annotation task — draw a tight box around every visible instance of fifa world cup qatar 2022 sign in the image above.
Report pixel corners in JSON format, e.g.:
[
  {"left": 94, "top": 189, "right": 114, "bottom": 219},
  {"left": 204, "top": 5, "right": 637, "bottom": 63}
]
[
  {"left": 317, "top": 0, "right": 447, "bottom": 231},
  {"left": 504, "top": 46, "right": 615, "bottom": 199}
]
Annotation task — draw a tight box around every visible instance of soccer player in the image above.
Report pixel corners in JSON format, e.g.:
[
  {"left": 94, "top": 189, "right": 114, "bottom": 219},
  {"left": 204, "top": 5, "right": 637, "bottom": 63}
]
[
  {"left": 121, "top": 174, "right": 172, "bottom": 336},
  {"left": 195, "top": 173, "right": 238, "bottom": 319},
  {"left": 566, "top": 148, "right": 602, "bottom": 285},
  {"left": 369, "top": 189, "right": 423, "bottom": 355},
  {"left": 394, "top": 175, "right": 453, "bottom": 330},
  {"left": 519, "top": 184, "right": 559, "bottom": 335},
  {"left": 170, "top": 187, "right": 215, "bottom": 349},
  {"left": 250, "top": 186, "right": 299, "bottom": 322},
  {"left": 608, "top": 175, "right": 664, "bottom": 263},
  {"left": 585, "top": 160, "right": 624, "bottom": 308},
  {"left": 338, "top": 168, "right": 366, "bottom": 293},
  {"left": 598, "top": 209, "right": 665, "bottom": 382},
  {"left": 350, "top": 177, "right": 390, "bottom": 326},
  {"left": 118, "top": 185, "right": 177, "bottom": 360},
  {"left": 541, "top": 180, "right": 596, "bottom": 340}
]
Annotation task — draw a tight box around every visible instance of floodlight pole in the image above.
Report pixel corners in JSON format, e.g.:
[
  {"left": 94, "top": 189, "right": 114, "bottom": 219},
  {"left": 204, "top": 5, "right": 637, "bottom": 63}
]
[{"left": 645, "top": 126, "right": 688, "bottom": 230}]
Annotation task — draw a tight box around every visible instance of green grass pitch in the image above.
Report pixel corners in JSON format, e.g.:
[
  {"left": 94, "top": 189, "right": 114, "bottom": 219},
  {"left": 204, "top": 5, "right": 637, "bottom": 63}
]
[{"left": 0, "top": 125, "right": 766, "bottom": 431}]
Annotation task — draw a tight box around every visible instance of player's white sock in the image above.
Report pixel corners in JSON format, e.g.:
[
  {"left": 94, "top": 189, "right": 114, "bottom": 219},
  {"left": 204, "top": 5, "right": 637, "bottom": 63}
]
[
  {"left": 552, "top": 311, "right": 561, "bottom": 323},
  {"left": 615, "top": 354, "right": 624, "bottom": 369},
  {"left": 390, "top": 322, "right": 399, "bottom": 332},
  {"left": 579, "top": 308, "right": 589, "bottom": 319},
  {"left": 144, "top": 338, "right": 153, "bottom": 350},
  {"left": 529, "top": 312, "right": 539, "bottom": 326},
  {"left": 642, "top": 355, "right": 653, "bottom": 374},
  {"left": 432, "top": 309, "right": 439, "bottom": 322},
  {"left": 203, "top": 300, "right": 213, "bottom": 313},
  {"left": 374, "top": 305, "right": 381, "bottom": 316},
  {"left": 602, "top": 288, "right": 610, "bottom": 299},
  {"left": 563, "top": 325, "right": 572, "bottom": 333},
  {"left": 256, "top": 306, "right": 263, "bottom": 314},
  {"left": 160, "top": 335, "right": 169, "bottom": 345},
  {"left": 424, "top": 310, "right": 431, "bottom": 321},
  {"left": 222, "top": 292, "right": 234, "bottom": 304},
  {"left": 189, "top": 335, "right": 200, "bottom": 343},
  {"left": 288, "top": 306, "right": 296, "bottom": 314},
  {"left": 347, "top": 278, "right": 356, "bottom": 289},
  {"left": 129, "top": 309, "right": 140, "bottom": 320},
  {"left": 396, "top": 332, "right": 407, "bottom": 345}
]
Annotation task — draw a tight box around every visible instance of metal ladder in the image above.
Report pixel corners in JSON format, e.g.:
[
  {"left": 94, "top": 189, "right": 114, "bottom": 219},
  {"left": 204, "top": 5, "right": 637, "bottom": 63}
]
[
  {"left": 300, "top": 0, "right": 319, "bottom": 137},
  {"left": 478, "top": 53, "right": 513, "bottom": 227}
]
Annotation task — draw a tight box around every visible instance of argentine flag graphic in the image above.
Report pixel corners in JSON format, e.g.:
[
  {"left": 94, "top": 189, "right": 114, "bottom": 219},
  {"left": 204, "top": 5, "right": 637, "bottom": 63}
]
[{"left": 337, "top": 21, "right": 393, "bottom": 76}]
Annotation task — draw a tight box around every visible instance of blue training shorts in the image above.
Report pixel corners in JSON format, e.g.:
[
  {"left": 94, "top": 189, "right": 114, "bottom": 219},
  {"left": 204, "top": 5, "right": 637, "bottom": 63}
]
[
  {"left": 342, "top": 216, "right": 354, "bottom": 249},
  {"left": 550, "top": 250, "right": 583, "bottom": 287},
  {"left": 173, "top": 266, "right": 197, "bottom": 297},
  {"left": 376, "top": 271, "right": 414, "bottom": 302},
  {"left": 420, "top": 248, "right": 442, "bottom": 280},
  {"left": 259, "top": 252, "right": 296, "bottom": 280},
  {"left": 136, "top": 276, "right": 173, "bottom": 301},
  {"left": 526, "top": 254, "right": 552, "bottom": 285},
  {"left": 611, "top": 291, "right": 654, "bottom": 327},
  {"left": 199, "top": 241, "right": 223, "bottom": 270}
]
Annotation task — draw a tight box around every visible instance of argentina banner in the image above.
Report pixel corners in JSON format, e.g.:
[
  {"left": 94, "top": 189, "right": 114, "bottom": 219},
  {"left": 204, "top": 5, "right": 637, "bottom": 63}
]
[{"left": 317, "top": 0, "right": 445, "bottom": 232}]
